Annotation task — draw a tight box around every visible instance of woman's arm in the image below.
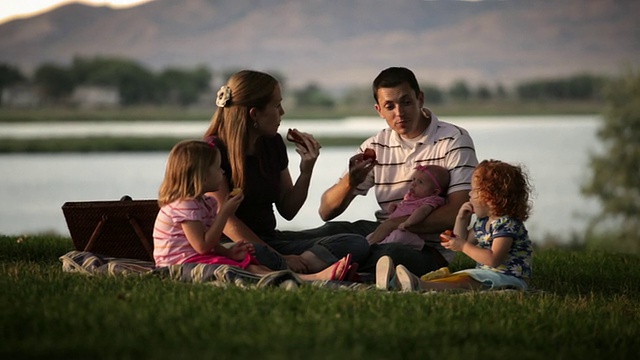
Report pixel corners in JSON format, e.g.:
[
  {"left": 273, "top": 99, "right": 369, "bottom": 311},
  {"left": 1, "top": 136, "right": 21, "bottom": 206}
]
[
  {"left": 208, "top": 184, "right": 311, "bottom": 272},
  {"left": 276, "top": 133, "right": 320, "bottom": 220},
  {"left": 276, "top": 168, "right": 310, "bottom": 220},
  {"left": 207, "top": 182, "right": 270, "bottom": 247}
]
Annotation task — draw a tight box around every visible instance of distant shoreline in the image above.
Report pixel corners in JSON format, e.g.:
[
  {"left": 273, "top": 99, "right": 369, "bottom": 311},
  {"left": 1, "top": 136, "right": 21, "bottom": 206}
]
[
  {"left": 0, "top": 100, "right": 604, "bottom": 123},
  {"left": 0, "top": 103, "right": 603, "bottom": 153}
]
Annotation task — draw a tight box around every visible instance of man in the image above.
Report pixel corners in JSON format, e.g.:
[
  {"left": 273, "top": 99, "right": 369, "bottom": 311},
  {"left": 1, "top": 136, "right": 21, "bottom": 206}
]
[{"left": 318, "top": 67, "right": 478, "bottom": 276}]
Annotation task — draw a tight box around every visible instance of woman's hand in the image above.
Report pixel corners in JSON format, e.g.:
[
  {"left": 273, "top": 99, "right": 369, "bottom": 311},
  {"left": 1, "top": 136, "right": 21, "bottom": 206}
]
[{"left": 294, "top": 131, "right": 321, "bottom": 174}]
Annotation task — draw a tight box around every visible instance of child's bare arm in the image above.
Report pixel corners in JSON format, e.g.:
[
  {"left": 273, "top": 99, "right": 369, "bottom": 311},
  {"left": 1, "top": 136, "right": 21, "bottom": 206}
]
[{"left": 182, "top": 194, "right": 245, "bottom": 255}]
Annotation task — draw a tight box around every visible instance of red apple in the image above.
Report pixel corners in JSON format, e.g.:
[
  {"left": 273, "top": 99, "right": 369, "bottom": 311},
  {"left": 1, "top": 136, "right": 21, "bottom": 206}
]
[
  {"left": 363, "top": 148, "right": 376, "bottom": 161},
  {"left": 440, "top": 230, "right": 456, "bottom": 243},
  {"left": 286, "top": 128, "right": 307, "bottom": 149}
]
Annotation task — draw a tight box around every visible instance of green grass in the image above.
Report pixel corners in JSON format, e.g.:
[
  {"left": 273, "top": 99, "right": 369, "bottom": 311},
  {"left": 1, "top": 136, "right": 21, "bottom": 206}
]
[{"left": 1, "top": 235, "right": 638, "bottom": 359}]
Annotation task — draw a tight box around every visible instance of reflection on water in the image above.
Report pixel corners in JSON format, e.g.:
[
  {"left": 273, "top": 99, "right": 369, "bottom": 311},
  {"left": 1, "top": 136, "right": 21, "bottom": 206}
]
[{"left": 0, "top": 115, "right": 602, "bottom": 242}]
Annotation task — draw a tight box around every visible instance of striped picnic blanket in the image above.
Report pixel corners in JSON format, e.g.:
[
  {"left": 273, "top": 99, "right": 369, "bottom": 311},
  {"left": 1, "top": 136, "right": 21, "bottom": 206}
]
[{"left": 59, "top": 250, "right": 370, "bottom": 290}]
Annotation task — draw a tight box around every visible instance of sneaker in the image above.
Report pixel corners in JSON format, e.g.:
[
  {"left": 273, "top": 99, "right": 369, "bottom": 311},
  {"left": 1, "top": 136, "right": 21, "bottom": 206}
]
[
  {"left": 375, "top": 256, "right": 396, "bottom": 291},
  {"left": 395, "top": 264, "right": 421, "bottom": 292}
]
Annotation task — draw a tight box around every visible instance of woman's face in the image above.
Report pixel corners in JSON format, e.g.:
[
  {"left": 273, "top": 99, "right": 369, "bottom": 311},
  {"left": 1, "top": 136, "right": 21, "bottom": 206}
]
[{"left": 253, "top": 84, "right": 285, "bottom": 136}]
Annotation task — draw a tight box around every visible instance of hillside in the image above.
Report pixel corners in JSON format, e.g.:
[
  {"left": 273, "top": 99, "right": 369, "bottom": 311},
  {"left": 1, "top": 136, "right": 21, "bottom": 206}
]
[{"left": 0, "top": 0, "right": 638, "bottom": 90}]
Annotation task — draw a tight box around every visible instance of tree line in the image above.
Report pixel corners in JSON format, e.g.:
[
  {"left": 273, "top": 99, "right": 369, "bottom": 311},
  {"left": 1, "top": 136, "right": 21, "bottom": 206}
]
[{"left": 1, "top": 56, "right": 609, "bottom": 108}]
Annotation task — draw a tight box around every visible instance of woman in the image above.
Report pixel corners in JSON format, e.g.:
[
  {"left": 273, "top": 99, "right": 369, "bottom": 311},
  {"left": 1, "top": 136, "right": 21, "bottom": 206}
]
[{"left": 204, "top": 70, "right": 369, "bottom": 275}]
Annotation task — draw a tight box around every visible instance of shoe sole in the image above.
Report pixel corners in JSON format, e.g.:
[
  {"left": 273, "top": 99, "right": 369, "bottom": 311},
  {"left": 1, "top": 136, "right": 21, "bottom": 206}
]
[
  {"left": 396, "top": 264, "right": 417, "bottom": 292},
  {"left": 375, "top": 256, "right": 394, "bottom": 290}
]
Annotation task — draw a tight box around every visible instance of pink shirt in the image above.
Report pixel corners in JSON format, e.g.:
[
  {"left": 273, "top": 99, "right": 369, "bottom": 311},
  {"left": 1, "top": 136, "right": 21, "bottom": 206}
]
[
  {"left": 389, "top": 192, "right": 445, "bottom": 219},
  {"left": 153, "top": 196, "right": 217, "bottom": 267}
]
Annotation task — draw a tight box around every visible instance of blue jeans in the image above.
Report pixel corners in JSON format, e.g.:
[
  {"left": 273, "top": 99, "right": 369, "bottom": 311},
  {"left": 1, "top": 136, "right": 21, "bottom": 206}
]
[
  {"left": 280, "top": 220, "right": 449, "bottom": 276},
  {"left": 252, "top": 229, "right": 370, "bottom": 271}
]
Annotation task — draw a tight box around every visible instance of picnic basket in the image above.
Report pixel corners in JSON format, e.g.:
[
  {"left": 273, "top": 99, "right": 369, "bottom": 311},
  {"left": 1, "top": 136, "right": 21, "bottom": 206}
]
[{"left": 61, "top": 196, "right": 159, "bottom": 261}]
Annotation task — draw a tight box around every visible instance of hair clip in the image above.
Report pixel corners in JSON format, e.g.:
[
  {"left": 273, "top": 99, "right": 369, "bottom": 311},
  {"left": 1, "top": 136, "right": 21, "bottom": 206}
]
[
  {"left": 216, "top": 85, "right": 231, "bottom": 107},
  {"left": 204, "top": 135, "right": 217, "bottom": 149}
]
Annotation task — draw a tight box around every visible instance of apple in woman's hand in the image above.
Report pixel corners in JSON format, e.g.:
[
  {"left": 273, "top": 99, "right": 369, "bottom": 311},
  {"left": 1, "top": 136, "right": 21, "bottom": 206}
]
[{"left": 287, "top": 128, "right": 307, "bottom": 150}]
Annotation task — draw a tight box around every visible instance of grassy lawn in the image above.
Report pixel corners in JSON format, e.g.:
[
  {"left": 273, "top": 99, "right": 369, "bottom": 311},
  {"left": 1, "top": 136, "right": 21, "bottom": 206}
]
[{"left": 1, "top": 234, "right": 638, "bottom": 359}]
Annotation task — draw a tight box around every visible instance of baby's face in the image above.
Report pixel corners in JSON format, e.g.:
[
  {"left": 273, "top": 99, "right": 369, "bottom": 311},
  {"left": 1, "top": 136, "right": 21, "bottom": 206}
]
[{"left": 409, "top": 170, "right": 440, "bottom": 198}]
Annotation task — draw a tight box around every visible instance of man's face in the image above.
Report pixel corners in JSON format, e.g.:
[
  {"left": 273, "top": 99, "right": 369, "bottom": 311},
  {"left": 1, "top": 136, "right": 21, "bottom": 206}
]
[{"left": 374, "top": 82, "right": 426, "bottom": 139}]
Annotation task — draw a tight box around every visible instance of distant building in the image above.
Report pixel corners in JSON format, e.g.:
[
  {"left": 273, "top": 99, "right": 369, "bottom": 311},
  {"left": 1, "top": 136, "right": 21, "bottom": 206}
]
[
  {"left": 71, "top": 86, "right": 120, "bottom": 108},
  {"left": 1, "top": 84, "right": 41, "bottom": 107}
]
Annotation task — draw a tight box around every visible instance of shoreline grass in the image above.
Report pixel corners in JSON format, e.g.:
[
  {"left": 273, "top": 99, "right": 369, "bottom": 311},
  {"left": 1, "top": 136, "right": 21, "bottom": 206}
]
[
  {"left": 2, "top": 234, "right": 639, "bottom": 359},
  {"left": 0, "top": 100, "right": 605, "bottom": 123},
  {"left": 0, "top": 136, "right": 368, "bottom": 153}
]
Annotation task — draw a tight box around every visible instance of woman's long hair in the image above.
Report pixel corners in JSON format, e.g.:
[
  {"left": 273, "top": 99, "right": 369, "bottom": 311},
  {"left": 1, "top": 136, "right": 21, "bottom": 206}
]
[
  {"left": 204, "top": 70, "right": 278, "bottom": 189},
  {"left": 158, "top": 140, "right": 219, "bottom": 206}
]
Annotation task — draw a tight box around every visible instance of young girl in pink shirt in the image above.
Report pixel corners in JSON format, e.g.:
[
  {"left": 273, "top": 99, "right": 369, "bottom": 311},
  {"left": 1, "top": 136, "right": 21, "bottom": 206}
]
[{"left": 153, "top": 139, "right": 352, "bottom": 281}]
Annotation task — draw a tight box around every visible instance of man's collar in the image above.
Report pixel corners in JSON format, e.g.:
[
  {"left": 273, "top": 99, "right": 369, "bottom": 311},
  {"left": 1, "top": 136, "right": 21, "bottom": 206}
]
[{"left": 391, "top": 108, "right": 437, "bottom": 149}]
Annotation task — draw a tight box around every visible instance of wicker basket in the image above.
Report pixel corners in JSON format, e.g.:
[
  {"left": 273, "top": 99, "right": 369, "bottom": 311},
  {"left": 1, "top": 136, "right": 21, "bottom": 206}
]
[{"left": 61, "top": 197, "right": 159, "bottom": 261}]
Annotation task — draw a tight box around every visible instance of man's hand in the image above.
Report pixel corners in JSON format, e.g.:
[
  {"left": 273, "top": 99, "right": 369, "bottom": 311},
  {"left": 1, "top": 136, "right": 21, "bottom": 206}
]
[{"left": 348, "top": 153, "right": 377, "bottom": 188}]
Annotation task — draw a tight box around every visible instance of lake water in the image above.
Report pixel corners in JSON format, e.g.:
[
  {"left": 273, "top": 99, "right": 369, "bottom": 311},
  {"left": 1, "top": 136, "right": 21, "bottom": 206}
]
[{"left": 0, "top": 115, "right": 602, "bottom": 242}]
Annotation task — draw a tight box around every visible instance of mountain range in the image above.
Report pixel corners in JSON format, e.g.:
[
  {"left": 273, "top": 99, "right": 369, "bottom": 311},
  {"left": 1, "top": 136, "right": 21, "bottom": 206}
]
[{"left": 0, "top": 0, "right": 638, "bottom": 91}]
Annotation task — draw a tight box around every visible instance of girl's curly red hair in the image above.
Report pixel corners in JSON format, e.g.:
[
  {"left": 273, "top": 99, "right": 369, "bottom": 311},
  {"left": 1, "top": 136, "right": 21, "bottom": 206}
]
[{"left": 473, "top": 160, "right": 532, "bottom": 221}]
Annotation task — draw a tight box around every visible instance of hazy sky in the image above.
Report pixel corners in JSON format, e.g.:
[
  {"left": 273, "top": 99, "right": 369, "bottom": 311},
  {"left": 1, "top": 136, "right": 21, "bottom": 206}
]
[{"left": 0, "top": 0, "right": 154, "bottom": 24}]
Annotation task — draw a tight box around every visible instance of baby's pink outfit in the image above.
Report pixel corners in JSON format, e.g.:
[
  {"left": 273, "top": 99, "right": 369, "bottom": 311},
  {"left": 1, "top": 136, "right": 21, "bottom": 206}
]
[{"left": 379, "top": 192, "right": 446, "bottom": 251}]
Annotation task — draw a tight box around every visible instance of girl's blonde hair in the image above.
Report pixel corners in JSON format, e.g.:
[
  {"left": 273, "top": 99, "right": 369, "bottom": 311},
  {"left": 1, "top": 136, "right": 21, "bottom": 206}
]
[
  {"left": 473, "top": 159, "right": 533, "bottom": 221},
  {"left": 158, "top": 140, "right": 219, "bottom": 206},
  {"left": 203, "top": 70, "right": 279, "bottom": 190}
]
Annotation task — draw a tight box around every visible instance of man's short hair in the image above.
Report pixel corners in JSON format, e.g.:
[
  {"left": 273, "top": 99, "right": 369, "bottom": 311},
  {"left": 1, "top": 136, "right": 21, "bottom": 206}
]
[{"left": 372, "top": 67, "right": 421, "bottom": 103}]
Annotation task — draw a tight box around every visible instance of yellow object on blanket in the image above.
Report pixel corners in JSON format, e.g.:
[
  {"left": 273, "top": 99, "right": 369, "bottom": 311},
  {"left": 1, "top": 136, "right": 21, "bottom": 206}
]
[
  {"left": 420, "top": 267, "right": 472, "bottom": 283},
  {"left": 420, "top": 267, "right": 451, "bottom": 281}
]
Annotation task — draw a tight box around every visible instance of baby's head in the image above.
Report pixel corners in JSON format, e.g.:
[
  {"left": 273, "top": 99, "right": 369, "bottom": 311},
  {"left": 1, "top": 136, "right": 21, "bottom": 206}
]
[
  {"left": 158, "top": 140, "right": 221, "bottom": 206},
  {"left": 411, "top": 165, "right": 450, "bottom": 198}
]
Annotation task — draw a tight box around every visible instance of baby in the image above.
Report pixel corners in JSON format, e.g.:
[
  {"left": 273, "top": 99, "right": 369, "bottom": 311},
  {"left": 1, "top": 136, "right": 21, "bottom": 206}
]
[{"left": 368, "top": 164, "right": 450, "bottom": 251}]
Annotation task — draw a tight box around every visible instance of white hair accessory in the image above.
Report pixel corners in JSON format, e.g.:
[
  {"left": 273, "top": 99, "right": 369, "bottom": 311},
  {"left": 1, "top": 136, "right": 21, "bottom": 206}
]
[{"left": 216, "top": 85, "right": 231, "bottom": 107}]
